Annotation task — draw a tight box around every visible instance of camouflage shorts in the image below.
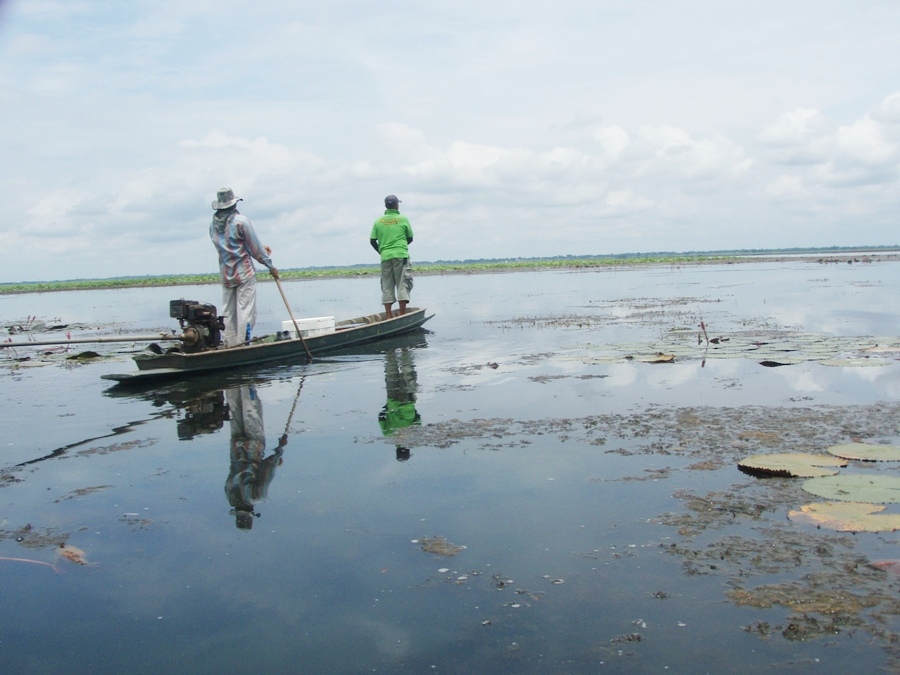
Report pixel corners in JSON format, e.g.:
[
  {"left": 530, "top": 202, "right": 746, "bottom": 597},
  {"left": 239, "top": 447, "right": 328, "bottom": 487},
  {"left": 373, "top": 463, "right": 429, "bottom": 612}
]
[{"left": 381, "top": 258, "right": 412, "bottom": 303}]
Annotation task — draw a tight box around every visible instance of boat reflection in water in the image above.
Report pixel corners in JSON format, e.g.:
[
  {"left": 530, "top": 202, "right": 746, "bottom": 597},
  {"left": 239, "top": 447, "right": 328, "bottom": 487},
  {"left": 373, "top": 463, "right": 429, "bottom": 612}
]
[
  {"left": 174, "top": 389, "right": 229, "bottom": 440},
  {"left": 378, "top": 347, "right": 421, "bottom": 461},
  {"left": 102, "top": 331, "right": 429, "bottom": 525}
]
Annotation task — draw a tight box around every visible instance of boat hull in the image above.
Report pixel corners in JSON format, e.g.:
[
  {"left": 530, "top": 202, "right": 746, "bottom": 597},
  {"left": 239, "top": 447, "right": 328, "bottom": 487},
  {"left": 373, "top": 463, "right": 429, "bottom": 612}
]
[{"left": 102, "top": 307, "right": 433, "bottom": 383}]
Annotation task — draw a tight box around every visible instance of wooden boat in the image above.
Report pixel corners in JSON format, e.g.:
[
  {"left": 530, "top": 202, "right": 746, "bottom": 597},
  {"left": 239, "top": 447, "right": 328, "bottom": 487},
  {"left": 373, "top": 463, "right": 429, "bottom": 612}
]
[{"left": 102, "top": 307, "right": 433, "bottom": 384}]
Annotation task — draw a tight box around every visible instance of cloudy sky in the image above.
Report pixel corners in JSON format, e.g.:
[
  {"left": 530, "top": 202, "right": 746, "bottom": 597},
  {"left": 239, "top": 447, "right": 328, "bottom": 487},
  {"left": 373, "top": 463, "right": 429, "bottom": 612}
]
[{"left": 2, "top": 0, "right": 898, "bottom": 282}]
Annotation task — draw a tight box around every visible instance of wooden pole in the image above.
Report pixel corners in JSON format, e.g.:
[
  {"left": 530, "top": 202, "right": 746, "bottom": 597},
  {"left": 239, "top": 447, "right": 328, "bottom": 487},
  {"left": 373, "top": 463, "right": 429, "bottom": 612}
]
[
  {"left": 0, "top": 334, "right": 183, "bottom": 349},
  {"left": 274, "top": 277, "right": 313, "bottom": 362}
]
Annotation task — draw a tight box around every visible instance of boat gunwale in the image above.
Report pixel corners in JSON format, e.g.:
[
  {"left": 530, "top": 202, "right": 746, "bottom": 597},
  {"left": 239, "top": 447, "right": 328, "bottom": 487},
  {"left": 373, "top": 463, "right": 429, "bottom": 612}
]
[{"left": 130, "top": 307, "right": 430, "bottom": 372}]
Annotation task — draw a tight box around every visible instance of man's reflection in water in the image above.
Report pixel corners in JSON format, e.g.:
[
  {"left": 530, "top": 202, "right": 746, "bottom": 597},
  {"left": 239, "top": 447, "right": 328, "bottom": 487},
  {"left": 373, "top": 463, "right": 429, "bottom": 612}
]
[
  {"left": 224, "top": 385, "right": 286, "bottom": 529},
  {"left": 378, "top": 348, "right": 421, "bottom": 461}
]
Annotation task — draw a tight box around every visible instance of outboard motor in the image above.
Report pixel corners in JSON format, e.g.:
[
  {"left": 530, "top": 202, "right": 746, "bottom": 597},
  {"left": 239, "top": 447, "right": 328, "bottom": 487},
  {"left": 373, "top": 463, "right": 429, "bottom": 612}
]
[{"left": 169, "top": 299, "right": 224, "bottom": 352}]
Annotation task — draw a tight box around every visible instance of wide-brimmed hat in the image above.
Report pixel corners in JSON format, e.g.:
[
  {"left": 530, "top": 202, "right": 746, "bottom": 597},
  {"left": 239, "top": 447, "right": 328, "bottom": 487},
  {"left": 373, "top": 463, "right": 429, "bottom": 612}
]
[
  {"left": 212, "top": 187, "right": 242, "bottom": 210},
  {"left": 384, "top": 194, "right": 402, "bottom": 208}
]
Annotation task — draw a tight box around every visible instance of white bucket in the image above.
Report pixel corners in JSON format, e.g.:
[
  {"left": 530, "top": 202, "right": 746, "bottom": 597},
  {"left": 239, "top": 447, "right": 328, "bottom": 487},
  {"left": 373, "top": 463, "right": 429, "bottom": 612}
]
[{"left": 282, "top": 316, "right": 335, "bottom": 338}]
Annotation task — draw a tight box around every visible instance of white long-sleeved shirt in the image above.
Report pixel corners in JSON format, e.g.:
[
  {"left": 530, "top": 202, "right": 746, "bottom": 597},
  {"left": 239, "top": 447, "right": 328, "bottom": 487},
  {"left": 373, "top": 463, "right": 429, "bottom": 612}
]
[{"left": 209, "top": 210, "right": 273, "bottom": 288}]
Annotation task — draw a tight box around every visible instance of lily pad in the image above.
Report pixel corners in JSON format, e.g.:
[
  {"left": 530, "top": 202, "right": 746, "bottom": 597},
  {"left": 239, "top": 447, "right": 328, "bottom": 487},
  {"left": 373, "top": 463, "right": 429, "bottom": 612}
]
[
  {"left": 576, "top": 355, "right": 627, "bottom": 365},
  {"left": 67, "top": 350, "right": 102, "bottom": 360},
  {"left": 758, "top": 359, "right": 805, "bottom": 367},
  {"left": 801, "top": 474, "right": 900, "bottom": 504},
  {"left": 635, "top": 353, "right": 675, "bottom": 363},
  {"left": 826, "top": 443, "right": 900, "bottom": 462},
  {"left": 738, "top": 453, "right": 847, "bottom": 478},
  {"left": 818, "top": 358, "right": 892, "bottom": 367},
  {"left": 788, "top": 502, "right": 900, "bottom": 532}
]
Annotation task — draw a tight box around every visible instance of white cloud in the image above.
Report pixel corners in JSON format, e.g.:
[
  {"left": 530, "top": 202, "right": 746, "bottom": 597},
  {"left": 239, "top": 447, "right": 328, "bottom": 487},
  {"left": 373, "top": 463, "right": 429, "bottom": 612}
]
[
  {"left": 833, "top": 116, "right": 898, "bottom": 167},
  {"left": 872, "top": 92, "right": 900, "bottom": 124},
  {"left": 757, "top": 108, "right": 826, "bottom": 147},
  {"left": 627, "top": 126, "right": 751, "bottom": 181},
  {"left": 377, "top": 122, "right": 438, "bottom": 162},
  {"left": 591, "top": 125, "right": 630, "bottom": 164},
  {"left": 1, "top": 2, "right": 900, "bottom": 281},
  {"left": 765, "top": 174, "right": 806, "bottom": 200},
  {"left": 755, "top": 92, "right": 900, "bottom": 192}
]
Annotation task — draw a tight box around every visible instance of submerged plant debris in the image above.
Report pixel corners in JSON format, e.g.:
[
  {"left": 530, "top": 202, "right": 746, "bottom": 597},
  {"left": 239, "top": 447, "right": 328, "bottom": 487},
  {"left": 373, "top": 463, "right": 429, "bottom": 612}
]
[
  {"left": 53, "top": 485, "right": 114, "bottom": 503},
  {"left": 417, "top": 536, "right": 466, "bottom": 557},
  {"left": 380, "top": 402, "right": 900, "bottom": 459}
]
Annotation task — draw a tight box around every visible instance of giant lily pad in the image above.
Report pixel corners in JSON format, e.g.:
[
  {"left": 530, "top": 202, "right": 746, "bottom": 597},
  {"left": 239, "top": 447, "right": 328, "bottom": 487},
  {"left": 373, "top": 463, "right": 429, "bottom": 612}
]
[
  {"left": 818, "top": 358, "right": 892, "bottom": 367},
  {"left": 788, "top": 502, "right": 900, "bottom": 532},
  {"left": 801, "top": 474, "right": 900, "bottom": 504},
  {"left": 66, "top": 350, "right": 102, "bottom": 360},
  {"left": 862, "top": 346, "right": 900, "bottom": 353},
  {"left": 738, "top": 453, "right": 847, "bottom": 478},
  {"left": 635, "top": 353, "right": 675, "bottom": 363},
  {"left": 826, "top": 443, "right": 900, "bottom": 462},
  {"left": 758, "top": 358, "right": 805, "bottom": 367}
]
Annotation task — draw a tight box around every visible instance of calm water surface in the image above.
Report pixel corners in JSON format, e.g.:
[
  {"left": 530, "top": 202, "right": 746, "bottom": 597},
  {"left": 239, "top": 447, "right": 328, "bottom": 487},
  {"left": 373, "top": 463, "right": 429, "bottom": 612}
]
[{"left": 1, "top": 260, "right": 899, "bottom": 673}]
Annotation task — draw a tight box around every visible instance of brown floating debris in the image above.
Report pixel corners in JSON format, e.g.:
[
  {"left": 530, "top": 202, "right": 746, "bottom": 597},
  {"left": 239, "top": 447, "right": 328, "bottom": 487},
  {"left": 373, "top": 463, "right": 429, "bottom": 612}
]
[{"left": 58, "top": 543, "right": 90, "bottom": 566}]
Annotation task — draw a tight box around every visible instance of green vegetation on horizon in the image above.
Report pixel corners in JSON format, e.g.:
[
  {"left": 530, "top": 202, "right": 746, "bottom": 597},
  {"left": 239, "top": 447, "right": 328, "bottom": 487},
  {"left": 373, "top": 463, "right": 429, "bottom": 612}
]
[{"left": 1, "top": 246, "right": 897, "bottom": 295}]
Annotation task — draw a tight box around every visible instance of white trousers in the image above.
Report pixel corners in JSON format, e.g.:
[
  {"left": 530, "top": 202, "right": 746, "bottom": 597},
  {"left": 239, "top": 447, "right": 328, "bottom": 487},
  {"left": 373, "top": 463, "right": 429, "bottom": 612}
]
[{"left": 222, "top": 277, "right": 258, "bottom": 347}]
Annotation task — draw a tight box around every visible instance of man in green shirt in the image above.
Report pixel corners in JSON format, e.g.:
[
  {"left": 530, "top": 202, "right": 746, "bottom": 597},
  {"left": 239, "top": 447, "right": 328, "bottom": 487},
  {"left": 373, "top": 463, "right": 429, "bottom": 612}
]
[{"left": 370, "top": 195, "right": 414, "bottom": 318}]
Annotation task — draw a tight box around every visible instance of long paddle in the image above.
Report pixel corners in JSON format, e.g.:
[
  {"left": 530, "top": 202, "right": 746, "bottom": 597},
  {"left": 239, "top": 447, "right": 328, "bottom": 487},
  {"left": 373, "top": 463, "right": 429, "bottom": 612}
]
[{"left": 274, "top": 276, "right": 313, "bottom": 362}]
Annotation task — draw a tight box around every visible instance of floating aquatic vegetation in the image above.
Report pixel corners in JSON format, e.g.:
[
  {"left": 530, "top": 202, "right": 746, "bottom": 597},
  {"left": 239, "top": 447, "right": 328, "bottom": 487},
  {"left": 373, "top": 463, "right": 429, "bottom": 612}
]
[
  {"left": 53, "top": 485, "right": 114, "bottom": 503},
  {"left": 569, "top": 330, "right": 900, "bottom": 367},
  {"left": 528, "top": 373, "right": 609, "bottom": 383},
  {"left": 686, "top": 459, "right": 725, "bottom": 471},
  {"left": 738, "top": 452, "right": 847, "bottom": 478},
  {"left": 818, "top": 358, "right": 893, "bottom": 367},
  {"left": 826, "top": 443, "right": 900, "bottom": 462},
  {"left": 727, "top": 582, "right": 879, "bottom": 615},
  {"left": 563, "top": 355, "right": 627, "bottom": 365},
  {"left": 416, "top": 536, "right": 466, "bottom": 556},
  {"left": 737, "top": 430, "right": 782, "bottom": 446},
  {"left": 788, "top": 502, "right": 900, "bottom": 532},
  {"left": 801, "top": 474, "right": 900, "bottom": 504}
]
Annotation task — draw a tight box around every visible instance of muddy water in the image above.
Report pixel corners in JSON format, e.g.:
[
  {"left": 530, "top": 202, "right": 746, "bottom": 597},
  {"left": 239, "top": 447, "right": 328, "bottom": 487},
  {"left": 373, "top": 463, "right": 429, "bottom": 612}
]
[{"left": 2, "top": 258, "right": 900, "bottom": 673}]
